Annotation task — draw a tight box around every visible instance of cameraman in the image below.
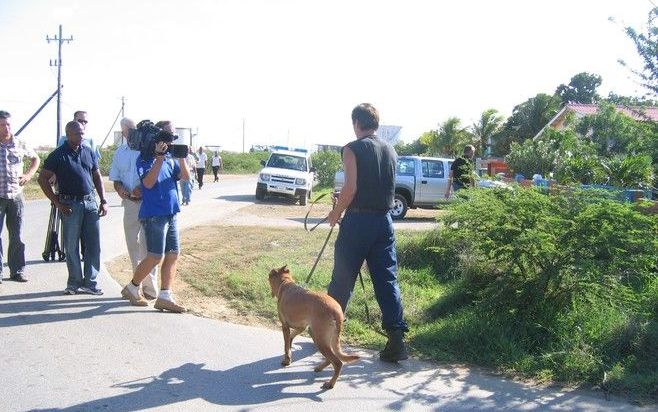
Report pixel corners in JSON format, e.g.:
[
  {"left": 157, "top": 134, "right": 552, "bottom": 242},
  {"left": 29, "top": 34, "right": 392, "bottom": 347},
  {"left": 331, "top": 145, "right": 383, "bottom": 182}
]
[{"left": 121, "top": 120, "right": 190, "bottom": 313}]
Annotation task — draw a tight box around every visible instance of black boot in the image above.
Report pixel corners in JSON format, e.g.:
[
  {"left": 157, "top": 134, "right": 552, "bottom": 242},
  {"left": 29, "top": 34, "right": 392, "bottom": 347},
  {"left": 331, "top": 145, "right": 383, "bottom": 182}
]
[{"left": 379, "top": 329, "right": 408, "bottom": 362}]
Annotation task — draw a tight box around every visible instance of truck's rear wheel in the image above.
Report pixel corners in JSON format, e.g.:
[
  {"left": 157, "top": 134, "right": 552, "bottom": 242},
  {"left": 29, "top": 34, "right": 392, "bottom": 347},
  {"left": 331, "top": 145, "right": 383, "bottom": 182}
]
[{"left": 391, "top": 194, "right": 408, "bottom": 220}]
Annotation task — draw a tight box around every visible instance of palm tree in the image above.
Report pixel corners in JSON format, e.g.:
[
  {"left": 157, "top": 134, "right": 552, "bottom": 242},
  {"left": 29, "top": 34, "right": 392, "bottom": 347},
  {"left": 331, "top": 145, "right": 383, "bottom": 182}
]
[{"left": 472, "top": 108, "right": 503, "bottom": 157}]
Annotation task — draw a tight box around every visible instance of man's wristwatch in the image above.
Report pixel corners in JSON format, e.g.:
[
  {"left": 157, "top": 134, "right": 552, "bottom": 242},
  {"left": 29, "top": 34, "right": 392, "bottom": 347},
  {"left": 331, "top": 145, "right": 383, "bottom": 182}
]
[{"left": 100, "top": 199, "right": 108, "bottom": 205}]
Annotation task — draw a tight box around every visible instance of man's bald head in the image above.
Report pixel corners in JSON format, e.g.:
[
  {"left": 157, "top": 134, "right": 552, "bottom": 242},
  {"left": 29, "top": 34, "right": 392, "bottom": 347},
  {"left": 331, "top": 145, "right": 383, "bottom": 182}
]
[
  {"left": 65, "top": 120, "right": 85, "bottom": 147},
  {"left": 65, "top": 121, "right": 83, "bottom": 135}
]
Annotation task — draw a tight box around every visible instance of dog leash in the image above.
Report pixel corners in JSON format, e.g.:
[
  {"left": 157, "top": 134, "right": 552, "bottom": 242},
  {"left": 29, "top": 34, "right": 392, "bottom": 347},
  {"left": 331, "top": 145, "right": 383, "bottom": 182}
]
[
  {"left": 303, "top": 192, "right": 334, "bottom": 284},
  {"left": 303, "top": 194, "right": 387, "bottom": 338}
]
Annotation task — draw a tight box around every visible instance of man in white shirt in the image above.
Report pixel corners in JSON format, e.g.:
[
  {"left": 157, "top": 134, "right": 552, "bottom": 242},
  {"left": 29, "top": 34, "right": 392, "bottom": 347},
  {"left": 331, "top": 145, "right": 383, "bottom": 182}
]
[
  {"left": 196, "top": 146, "right": 207, "bottom": 189},
  {"left": 108, "top": 117, "right": 159, "bottom": 300},
  {"left": 211, "top": 151, "right": 222, "bottom": 182}
]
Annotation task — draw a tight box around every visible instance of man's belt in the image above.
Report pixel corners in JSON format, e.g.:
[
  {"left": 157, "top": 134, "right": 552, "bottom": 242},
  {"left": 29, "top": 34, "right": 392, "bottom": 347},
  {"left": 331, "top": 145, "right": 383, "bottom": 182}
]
[
  {"left": 59, "top": 193, "right": 94, "bottom": 202},
  {"left": 346, "top": 207, "right": 389, "bottom": 214}
]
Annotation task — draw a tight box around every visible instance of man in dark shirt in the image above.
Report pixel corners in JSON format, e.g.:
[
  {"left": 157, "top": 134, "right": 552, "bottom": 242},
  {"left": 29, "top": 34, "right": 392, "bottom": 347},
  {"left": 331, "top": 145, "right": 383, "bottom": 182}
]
[
  {"left": 38, "top": 121, "right": 108, "bottom": 295},
  {"left": 445, "top": 144, "right": 475, "bottom": 198},
  {"left": 327, "top": 103, "right": 409, "bottom": 362}
]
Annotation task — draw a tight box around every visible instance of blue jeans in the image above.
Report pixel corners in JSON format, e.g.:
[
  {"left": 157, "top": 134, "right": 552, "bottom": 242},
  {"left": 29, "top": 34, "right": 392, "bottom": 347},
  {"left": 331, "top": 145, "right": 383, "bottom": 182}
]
[
  {"left": 60, "top": 197, "right": 101, "bottom": 290},
  {"left": 140, "top": 214, "right": 179, "bottom": 257},
  {"left": 180, "top": 180, "right": 192, "bottom": 203},
  {"left": 328, "top": 211, "right": 408, "bottom": 332},
  {"left": 0, "top": 195, "right": 26, "bottom": 275}
]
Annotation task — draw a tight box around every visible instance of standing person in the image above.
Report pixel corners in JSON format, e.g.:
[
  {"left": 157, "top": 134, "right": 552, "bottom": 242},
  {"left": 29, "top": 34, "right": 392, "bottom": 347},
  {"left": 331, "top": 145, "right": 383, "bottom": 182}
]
[
  {"left": 196, "top": 146, "right": 207, "bottom": 189},
  {"left": 58, "top": 111, "right": 102, "bottom": 161},
  {"left": 211, "top": 151, "right": 222, "bottom": 182},
  {"left": 0, "top": 111, "right": 40, "bottom": 283},
  {"left": 180, "top": 151, "right": 196, "bottom": 205},
  {"left": 326, "top": 103, "right": 409, "bottom": 362},
  {"left": 108, "top": 117, "right": 159, "bottom": 300},
  {"left": 121, "top": 120, "right": 190, "bottom": 313},
  {"left": 38, "top": 121, "right": 108, "bottom": 295},
  {"left": 444, "top": 144, "right": 476, "bottom": 198}
]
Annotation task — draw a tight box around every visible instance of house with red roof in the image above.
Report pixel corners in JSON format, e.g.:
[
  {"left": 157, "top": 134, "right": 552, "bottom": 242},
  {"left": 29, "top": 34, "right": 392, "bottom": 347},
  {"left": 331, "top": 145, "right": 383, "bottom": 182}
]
[{"left": 533, "top": 103, "right": 658, "bottom": 139}]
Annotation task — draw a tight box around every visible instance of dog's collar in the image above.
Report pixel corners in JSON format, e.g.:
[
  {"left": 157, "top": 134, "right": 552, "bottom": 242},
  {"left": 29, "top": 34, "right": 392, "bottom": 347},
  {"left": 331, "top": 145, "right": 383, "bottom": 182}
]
[{"left": 276, "top": 280, "right": 292, "bottom": 300}]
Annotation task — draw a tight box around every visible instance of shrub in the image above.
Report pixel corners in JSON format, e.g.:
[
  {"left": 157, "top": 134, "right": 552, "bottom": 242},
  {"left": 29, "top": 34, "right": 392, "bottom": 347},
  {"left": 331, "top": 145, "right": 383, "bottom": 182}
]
[
  {"left": 311, "top": 150, "right": 342, "bottom": 187},
  {"left": 219, "top": 151, "right": 269, "bottom": 174},
  {"left": 413, "top": 187, "right": 658, "bottom": 399}
]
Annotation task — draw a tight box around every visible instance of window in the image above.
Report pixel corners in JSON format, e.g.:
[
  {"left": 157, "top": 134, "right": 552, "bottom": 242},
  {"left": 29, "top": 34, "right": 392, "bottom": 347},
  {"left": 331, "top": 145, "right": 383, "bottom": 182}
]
[
  {"left": 397, "top": 159, "right": 415, "bottom": 176},
  {"left": 421, "top": 160, "right": 444, "bottom": 178}
]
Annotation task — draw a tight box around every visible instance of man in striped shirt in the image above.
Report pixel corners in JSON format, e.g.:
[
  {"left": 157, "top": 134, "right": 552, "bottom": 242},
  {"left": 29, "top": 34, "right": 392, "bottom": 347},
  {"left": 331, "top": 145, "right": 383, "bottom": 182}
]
[{"left": 0, "top": 111, "right": 40, "bottom": 283}]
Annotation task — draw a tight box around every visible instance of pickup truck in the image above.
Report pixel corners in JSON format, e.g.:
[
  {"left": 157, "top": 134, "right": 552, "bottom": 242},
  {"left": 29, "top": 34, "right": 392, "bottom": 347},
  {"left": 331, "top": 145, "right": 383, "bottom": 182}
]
[
  {"left": 256, "top": 149, "right": 316, "bottom": 205},
  {"left": 335, "top": 155, "right": 507, "bottom": 219}
]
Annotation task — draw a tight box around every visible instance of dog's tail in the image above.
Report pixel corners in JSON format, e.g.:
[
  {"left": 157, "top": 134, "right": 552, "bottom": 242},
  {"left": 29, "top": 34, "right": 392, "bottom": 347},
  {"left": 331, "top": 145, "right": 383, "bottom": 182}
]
[{"left": 333, "top": 317, "right": 360, "bottom": 363}]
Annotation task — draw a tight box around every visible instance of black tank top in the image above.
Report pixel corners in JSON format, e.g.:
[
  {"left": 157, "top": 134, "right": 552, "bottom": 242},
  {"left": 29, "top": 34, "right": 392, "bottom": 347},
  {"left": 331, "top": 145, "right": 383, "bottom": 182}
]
[{"left": 345, "top": 135, "right": 396, "bottom": 210}]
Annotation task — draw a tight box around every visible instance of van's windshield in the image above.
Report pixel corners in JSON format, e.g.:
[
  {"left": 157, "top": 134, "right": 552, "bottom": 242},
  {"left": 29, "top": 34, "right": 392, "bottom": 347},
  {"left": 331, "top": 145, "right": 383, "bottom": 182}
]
[{"left": 267, "top": 154, "right": 308, "bottom": 172}]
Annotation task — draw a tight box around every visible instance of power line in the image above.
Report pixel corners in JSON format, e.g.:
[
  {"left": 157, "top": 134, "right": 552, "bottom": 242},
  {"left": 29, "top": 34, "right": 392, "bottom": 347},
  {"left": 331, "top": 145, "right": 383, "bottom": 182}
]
[{"left": 46, "top": 25, "right": 73, "bottom": 145}]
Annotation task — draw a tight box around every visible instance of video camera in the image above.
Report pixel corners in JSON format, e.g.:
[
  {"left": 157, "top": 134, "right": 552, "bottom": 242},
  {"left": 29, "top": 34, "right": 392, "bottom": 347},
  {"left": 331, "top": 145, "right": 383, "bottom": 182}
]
[{"left": 128, "top": 120, "right": 189, "bottom": 158}]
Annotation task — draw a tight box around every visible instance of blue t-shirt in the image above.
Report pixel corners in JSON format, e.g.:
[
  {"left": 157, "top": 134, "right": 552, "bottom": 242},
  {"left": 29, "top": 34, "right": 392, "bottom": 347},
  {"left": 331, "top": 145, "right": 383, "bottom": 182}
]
[
  {"left": 43, "top": 143, "right": 98, "bottom": 196},
  {"left": 136, "top": 154, "right": 181, "bottom": 218}
]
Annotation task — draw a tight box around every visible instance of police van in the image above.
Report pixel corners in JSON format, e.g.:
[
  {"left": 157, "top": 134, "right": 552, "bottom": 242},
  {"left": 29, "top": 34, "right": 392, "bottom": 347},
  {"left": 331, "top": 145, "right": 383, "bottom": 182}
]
[{"left": 255, "top": 147, "right": 315, "bottom": 205}]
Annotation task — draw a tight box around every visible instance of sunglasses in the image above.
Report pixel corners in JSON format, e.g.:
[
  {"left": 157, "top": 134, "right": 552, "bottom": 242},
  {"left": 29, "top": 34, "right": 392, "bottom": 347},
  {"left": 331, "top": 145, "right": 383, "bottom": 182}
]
[{"left": 77, "top": 120, "right": 88, "bottom": 124}]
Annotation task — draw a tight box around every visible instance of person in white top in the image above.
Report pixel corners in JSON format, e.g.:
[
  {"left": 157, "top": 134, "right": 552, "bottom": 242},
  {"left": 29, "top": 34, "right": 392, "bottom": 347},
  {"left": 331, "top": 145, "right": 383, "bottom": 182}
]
[
  {"left": 211, "top": 151, "right": 222, "bottom": 182},
  {"left": 180, "top": 152, "right": 196, "bottom": 205},
  {"left": 196, "top": 146, "right": 207, "bottom": 189}
]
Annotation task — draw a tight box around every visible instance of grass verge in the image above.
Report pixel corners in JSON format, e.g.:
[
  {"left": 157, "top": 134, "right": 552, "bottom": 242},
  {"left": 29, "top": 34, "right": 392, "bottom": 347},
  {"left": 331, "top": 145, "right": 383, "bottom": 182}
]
[{"left": 107, "top": 216, "right": 656, "bottom": 405}]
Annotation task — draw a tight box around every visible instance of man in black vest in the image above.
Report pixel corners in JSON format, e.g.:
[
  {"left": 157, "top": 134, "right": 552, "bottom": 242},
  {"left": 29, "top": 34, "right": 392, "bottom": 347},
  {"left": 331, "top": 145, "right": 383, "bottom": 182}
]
[{"left": 327, "top": 103, "right": 409, "bottom": 362}]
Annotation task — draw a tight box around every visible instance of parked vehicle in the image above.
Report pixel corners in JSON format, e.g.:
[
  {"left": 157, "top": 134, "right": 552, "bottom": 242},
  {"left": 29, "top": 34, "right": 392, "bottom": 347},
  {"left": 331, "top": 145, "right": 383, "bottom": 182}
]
[
  {"left": 256, "top": 149, "right": 316, "bottom": 205},
  {"left": 335, "top": 155, "right": 507, "bottom": 219}
]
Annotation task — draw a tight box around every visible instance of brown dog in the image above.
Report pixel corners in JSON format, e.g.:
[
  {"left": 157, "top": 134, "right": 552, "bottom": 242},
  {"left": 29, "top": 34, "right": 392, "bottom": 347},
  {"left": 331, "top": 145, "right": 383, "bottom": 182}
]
[{"left": 268, "top": 265, "right": 359, "bottom": 389}]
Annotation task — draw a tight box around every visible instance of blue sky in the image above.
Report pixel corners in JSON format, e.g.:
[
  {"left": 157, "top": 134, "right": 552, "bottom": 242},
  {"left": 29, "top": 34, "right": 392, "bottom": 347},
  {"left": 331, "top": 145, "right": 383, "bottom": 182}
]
[{"left": 0, "top": 0, "right": 653, "bottom": 151}]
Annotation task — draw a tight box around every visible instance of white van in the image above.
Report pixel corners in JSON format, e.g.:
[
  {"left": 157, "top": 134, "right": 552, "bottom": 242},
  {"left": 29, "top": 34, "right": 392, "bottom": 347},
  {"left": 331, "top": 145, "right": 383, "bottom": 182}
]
[{"left": 256, "top": 149, "right": 315, "bottom": 205}]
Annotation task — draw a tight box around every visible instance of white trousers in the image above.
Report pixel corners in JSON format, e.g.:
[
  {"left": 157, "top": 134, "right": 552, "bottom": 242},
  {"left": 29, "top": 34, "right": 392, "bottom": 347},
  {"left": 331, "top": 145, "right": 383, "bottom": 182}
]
[{"left": 122, "top": 199, "right": 159, "bottom": 296}]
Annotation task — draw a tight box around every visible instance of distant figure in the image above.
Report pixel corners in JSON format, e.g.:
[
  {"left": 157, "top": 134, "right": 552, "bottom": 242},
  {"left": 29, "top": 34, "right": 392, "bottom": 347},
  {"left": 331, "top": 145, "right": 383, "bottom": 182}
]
[
  {"left": 196, "top": 146, "right": 207, "bottom": 189},
  {"left": 0, "top": 111, "right": 40, "bottom": 283},
  {"left": 109, "top": 117, "right": 159, "bottom": 300},
  {"left": 211, "top": 151, "right": 222, "bottom": 182},
  {"left": 57, "top": 111, "right": 102, "bottom": 161},
  {"left": 445, "top": 144, "right": 475, "bottom": 198},
  {"left": 180, "top": 152, "right": 196, "bottom": 205},
  {"left": 39, "top": 121, "right": 108, "bottom": 295}
]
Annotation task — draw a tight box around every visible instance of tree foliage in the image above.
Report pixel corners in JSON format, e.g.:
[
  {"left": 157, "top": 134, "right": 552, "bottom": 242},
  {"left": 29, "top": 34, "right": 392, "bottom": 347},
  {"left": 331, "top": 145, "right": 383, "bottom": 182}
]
[
  {"left": 395, "top": 138, "right": 428, "bottom": 156},
  {"left": 492, "top": 93, "right": 562, "bottom": 156},
  {"left": 311, "top": 150, "right": 342, "bottom": 187},
  {"left": 555, "top": 72, "right": 602, "bottom": 104},
  {"left": 623, "top": 7, "right": 658, "bottom": 95},
  {"left": 421, "top": 117, "right": 474, "bottom": 157},
  {"left": 576, "top": 103, "right": 653, "bottom": 157},
  {"left": 505, "top": 138, "right": 558, "bottom": 178},
  {"left": 472, "top": 108, "right": 503, "bottom": 157}
]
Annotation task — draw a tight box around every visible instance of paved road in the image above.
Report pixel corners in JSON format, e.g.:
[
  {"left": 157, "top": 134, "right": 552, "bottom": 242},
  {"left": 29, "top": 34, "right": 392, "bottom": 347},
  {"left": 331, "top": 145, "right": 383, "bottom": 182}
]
[{"left": 0, "top": 176, "right": 649, "bottom": 411}]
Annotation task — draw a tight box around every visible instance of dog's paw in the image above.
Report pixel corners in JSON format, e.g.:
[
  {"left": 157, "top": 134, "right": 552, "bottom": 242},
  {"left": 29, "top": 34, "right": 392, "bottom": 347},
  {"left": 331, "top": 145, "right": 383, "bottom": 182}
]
[{"left": 321, "top": 382, "right": 334, "bottom": 390}]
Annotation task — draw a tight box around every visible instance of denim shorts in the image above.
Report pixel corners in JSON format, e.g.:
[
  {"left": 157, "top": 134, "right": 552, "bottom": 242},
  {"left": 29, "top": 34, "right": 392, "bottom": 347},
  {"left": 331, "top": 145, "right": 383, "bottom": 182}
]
[{"left": 140, "top": 214, "right": 180, "bottom": 257}]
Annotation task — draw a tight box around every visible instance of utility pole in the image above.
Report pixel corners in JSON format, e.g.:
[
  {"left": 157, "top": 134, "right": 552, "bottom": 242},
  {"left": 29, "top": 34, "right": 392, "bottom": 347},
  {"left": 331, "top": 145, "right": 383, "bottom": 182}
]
[
  {"left": 121, "top": 96, "right": 125, "bottom": 118},
  {"left": 46, "top": 25, "right": 73, "bottom": 145}
]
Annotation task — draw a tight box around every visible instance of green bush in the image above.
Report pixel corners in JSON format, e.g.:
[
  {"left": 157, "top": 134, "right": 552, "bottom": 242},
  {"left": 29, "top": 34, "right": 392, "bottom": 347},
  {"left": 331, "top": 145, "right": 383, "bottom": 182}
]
[
  {"left": 215, "top": 151, "right": 269, "bottom": 174},
  {"left": 505, "top": 138, "right": 557, "bottom": 177},
  {"left": 412, "top": 187, "right": 658, "bottom": 400},
  {"left": 311, "top": 150, "right": 342, "bottom": 187}
]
